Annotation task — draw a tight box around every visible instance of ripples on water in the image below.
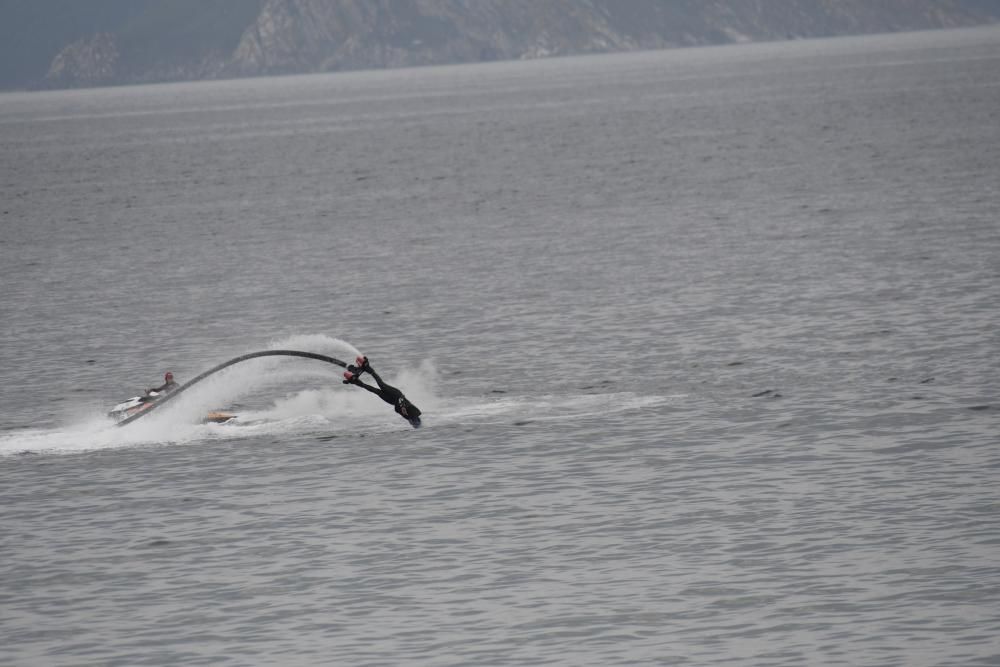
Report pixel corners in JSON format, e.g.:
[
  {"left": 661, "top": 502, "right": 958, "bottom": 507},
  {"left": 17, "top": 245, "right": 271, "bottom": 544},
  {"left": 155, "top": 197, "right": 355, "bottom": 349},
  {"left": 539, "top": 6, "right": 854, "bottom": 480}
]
[{"left": 2, "top": 27, "right": 999, "bottom": 666}]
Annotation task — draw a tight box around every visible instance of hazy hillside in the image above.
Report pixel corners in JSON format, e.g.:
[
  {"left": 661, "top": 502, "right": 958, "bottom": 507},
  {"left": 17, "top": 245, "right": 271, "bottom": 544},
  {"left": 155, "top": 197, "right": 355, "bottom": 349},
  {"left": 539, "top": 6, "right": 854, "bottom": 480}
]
[
  {"left": 2, "top": 0, "right": 999, "bottom": 90},
  {"left": 0, "top": 0, "right": 265, "bottom": 89}
]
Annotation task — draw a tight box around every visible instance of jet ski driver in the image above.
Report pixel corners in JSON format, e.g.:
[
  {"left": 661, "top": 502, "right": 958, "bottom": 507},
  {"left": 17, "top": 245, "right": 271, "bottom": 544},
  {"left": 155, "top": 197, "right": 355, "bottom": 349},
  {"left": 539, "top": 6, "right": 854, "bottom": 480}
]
[{"left": 147, "top": 371, "right": 178, "bottom": 397}]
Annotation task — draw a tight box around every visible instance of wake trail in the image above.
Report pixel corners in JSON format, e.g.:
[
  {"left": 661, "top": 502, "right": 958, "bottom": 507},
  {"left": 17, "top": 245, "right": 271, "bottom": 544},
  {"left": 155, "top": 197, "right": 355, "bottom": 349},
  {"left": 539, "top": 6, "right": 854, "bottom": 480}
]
[
  {"left": 0, "top": 330, "right": 677, "bottom": 456},
  {"left": 1, "top": 389, "right": 672, "bottom": 457}
]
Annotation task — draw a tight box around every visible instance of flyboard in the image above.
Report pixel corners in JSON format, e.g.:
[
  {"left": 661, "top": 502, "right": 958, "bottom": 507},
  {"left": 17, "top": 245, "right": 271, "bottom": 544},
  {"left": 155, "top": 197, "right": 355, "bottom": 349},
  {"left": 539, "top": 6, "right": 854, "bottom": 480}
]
[{"left": 110, "top": 350, "right": 352, "bottom": 428}]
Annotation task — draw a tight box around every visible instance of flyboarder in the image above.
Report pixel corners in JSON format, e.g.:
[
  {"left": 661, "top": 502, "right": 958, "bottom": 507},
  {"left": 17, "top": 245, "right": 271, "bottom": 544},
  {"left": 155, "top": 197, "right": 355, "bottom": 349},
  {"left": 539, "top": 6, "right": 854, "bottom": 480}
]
[{"left": 343, "top": 356, "right": 422, "bottom": 428}]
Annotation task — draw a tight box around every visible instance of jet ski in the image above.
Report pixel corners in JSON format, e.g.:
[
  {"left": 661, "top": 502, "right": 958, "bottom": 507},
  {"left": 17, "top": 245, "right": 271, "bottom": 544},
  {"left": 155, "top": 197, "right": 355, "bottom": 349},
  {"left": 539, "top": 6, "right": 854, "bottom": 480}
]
[
  {"left": 108, "top": 391, "right": 236, "bottom": 425},
  {"left": 107, "top": 392, "right": 159, "bottom": 422}
]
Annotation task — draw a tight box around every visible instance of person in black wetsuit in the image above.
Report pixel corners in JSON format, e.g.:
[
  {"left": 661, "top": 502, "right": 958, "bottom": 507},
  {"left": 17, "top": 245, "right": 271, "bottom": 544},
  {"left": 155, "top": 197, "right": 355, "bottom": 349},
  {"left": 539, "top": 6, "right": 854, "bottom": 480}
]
[
  {"left": 343, "top": 357, "right": 422, "bottom": 428},
  {"left": 146, "top": 371, "right": 178, "bottom": 396}
]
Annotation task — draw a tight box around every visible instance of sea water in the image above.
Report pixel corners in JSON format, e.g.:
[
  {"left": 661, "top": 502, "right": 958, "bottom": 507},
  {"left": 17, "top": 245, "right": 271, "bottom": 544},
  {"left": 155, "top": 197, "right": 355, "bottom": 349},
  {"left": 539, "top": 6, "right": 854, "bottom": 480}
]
[{"left": 1, "top": 27, "right": 999, "bottom": 666}]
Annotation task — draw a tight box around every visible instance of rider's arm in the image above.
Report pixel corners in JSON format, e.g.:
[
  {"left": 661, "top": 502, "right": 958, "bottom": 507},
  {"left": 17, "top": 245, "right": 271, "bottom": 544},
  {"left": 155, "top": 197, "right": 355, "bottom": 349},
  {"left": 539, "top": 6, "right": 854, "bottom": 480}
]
[{"left": 353, "top": 380, "right": 382, "bottom": 396}]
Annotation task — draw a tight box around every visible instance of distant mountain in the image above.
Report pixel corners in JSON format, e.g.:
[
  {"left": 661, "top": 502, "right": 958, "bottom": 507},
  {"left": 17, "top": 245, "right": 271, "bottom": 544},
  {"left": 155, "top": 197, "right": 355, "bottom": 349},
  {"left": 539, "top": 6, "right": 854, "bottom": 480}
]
[{"left": 2, "top": 0, "right": 999, "bottom": 90}]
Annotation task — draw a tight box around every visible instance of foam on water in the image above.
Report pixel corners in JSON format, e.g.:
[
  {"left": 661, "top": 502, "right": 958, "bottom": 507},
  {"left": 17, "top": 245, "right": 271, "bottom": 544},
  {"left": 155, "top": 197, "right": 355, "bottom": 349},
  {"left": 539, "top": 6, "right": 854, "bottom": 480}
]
[{"left": 431, "top": 392, "right": 675, "bottom": 425}]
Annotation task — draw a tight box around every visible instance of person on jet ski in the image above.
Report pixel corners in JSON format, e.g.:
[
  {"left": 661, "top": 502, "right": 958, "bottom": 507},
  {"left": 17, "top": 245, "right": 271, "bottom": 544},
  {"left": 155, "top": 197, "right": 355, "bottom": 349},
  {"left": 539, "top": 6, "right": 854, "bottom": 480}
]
[
  {"left": 146, "top": 371, "right": 178, "bottom": 396},
  {"left": 343, "top": 356, "right": 422, "bottom": 428}
]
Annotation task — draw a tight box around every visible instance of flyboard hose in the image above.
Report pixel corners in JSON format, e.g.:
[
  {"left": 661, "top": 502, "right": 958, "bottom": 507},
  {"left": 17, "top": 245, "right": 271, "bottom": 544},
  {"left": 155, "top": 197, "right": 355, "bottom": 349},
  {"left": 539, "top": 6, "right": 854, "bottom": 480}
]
[{"left": 116, "top": 350, "right": 350, "bottom": 427}]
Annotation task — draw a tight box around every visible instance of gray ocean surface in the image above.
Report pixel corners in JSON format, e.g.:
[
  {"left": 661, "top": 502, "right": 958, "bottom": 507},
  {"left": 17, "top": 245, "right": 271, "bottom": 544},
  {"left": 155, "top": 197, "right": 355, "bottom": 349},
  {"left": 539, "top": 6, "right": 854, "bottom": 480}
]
[{"left": 2, "top": 27, "right": 999, "bottom": 666}]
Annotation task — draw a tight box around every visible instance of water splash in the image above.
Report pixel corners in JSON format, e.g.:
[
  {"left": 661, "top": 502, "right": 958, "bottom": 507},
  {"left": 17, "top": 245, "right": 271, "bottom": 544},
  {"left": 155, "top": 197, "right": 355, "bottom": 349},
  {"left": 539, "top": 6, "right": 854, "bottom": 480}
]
[
  {"left": 267, "top": 333, "right": 361, "bottom": 358},
  {"left": 0, "top": 334, "right": 412, "bottom": 456}
]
